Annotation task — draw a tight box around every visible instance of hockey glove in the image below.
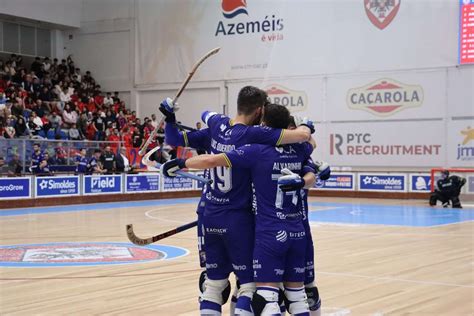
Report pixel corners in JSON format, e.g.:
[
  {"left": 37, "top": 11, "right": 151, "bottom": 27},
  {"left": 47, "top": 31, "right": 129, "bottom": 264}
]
[
  {"left": 278, "top": 168, "right": 305, "bottom": 192},
  {"left": 161, "top": 158, "right": 187, "bottom": 177},
  {"left": 159, "top": 97, "right": 179, "bottom": 123}
]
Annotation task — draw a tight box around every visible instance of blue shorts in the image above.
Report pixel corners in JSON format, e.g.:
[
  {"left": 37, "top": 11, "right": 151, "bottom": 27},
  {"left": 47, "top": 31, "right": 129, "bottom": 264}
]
[
  {"left": 253, "top": 229, "right": 307, "bottom": 283},
  {"left": 303, "top": 217, "right": 315, "bottom": 284},
  {"left": 203, "top": 211, "right": 255, "bottom": 284}
]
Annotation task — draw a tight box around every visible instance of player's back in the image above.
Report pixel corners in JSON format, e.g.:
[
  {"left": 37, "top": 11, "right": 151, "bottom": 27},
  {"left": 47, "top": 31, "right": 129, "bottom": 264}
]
[
  {"left": 204, "top": 113, "right": 280, "bottom": 216},
  {"left": 243, "top": 142, "right": 312, "bottom": 232}
]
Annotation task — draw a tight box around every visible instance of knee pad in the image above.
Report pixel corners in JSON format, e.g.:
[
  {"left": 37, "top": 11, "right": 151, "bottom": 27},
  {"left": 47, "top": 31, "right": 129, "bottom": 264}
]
[
  {"left": 451, "top": 197, "right": 462, "bottom": 208},
  {"left": 237, "top": 282, "right": 256, "bottom": 299},
  {"left": 201, "top": 278, "right": 231, "bottom": 305},
  {"left": 199, "top": 270, "right": 207, "bottom": 294},
  {"left": 305, "top": 286, "right": 321, "bottom": 311},
  {"left": 252, "top": 292, "right": 280, "bottom": 316},
  {"left": 429, "top": 194, "right": 437, "bottom": 206},
  {"left": 284, "top": 287, "right": 310, "bottom": 315}
]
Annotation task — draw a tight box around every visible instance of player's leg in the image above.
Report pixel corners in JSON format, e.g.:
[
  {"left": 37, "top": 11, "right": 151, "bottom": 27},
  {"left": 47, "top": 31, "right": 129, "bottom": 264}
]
[
  {"left": 224, "top": 213, "right": 256, "bottom": 316},
  {"left": 252, "top": 230, "right": 289, "bottom": 316},
  {"left": 283, "top": 232, "right": 310, "bottom": 316},
  {"left": 303, "top": 220, "right": 321, "bottom": 316},
  {"left": 200, "top": 216, "right": 232, "bottom": 315}
]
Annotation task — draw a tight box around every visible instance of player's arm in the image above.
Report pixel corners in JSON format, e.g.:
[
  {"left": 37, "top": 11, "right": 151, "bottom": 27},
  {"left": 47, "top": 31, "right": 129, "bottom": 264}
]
[
  {"left": 165, "top": 122, "right": 210, "bottom": 148},
  {"left": 302, "top": 172, "right": 316, "bottom": 189}
]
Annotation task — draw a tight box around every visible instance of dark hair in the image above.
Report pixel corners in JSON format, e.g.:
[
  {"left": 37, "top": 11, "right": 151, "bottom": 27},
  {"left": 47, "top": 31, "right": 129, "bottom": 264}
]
[
  {"left": 263, "top": 104, "right": 290, "bottom": 129},
  {"left": 94, "top": 149, "right": 102, "bottom": 154},
  {"left": 288, "top": 115, "right": 296, "bottom": 128},
  {"left": 237, "top": 86, "right": 268, "bottom": 115},
  {"left": 33, "top": 143, "right": 40, "bottom": 147}
]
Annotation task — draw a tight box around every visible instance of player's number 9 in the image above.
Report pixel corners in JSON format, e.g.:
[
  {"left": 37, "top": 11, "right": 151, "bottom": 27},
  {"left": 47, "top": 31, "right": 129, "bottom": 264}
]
[{"left": 210, "top": 166, "right": 232, "bottom": 193}]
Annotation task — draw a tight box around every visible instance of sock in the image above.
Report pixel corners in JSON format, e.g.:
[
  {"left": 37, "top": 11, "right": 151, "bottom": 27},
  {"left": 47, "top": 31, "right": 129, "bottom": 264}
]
[
  {"left": 200, "top": 300, "right": 222, "bottom": 315},
  {"left": 285, "top": 286, "right": 310, "bottom": 316}
]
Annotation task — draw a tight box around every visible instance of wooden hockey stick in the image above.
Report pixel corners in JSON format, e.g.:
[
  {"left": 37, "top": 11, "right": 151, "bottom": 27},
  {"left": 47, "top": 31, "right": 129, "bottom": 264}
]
[
  {"left": 126, "top": 221, "right": 198, "bottom": 245},
  {"left": 142, "top": 146, "right": 211, "bottom": 184},
  {"left": 138, "top": 47, "right": 221, "bottom": 156}
]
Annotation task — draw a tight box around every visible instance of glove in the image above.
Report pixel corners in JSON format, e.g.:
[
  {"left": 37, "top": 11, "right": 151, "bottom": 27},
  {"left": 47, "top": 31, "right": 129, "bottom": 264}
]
[
  {"left": 278, "top": 168, "right": 305, "bottom": 192},
  {"left": 293, "top": 116, "right": 315, "bottom": 134},
  {"left": 314, "top": 161, "right": 331, "bottom": 180},
  {"left": 161, "top": 158, "right": 187, "bottom": 177},
  {"left": 159, "top": 97, "right": 179, "bottom": 123}
]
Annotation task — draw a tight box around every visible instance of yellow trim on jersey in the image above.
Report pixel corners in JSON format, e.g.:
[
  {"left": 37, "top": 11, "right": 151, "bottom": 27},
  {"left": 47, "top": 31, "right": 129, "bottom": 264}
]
[
  {"left": 276, "top": 129, "right": 285, "bottom": 146},
  {"left": 183, "top": 131, "right": 189, "bottom": 147},
  {"left": 222, "top": 154, "right": 232, "bottom": 168},
  {"left": 229, "top": 119, "right": 234, "bottom": 126}
]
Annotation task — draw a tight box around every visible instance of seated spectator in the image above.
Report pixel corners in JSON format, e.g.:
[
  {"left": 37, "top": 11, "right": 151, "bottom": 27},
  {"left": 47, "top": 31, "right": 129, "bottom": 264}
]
[
  {"left": 103, "top": 92, "right": 114, "bottom": 107},
  {"left": 75, "top": 148, "right": 88, "bottom": 174},
  {"left": 430, "top": 170, "right": 467, "bottom": 208},
  {"left": 100, "top": 146, "right": 116, "bottom": 174},
  {"left": 69, "top": 123, "right": 81, "bottom": 140},
  {"left": 49, "top": 111, "right": 62, "bottom": 132},
  {"left": 44, "top": 152, "right": 57, "bottom": 167},
  {"left": 62, "top": 103, "right": 78, "bottom": 127},
  {"left": 14, "top": 116, "right": 29, "bottom": 137},
  {"left": 54, "top": 143, "right": 67, "bottom": 165},
  {"left": 37, "top": 159, "right": 51, "bottom": 176},
  {"left": 115, "top": 147, "right": 131, "bottom": 173},
  {"left": 3, "top": 125, "right": 16, "bottom": 138},
  {"left": 27, "top": 114, "right": 42, "bottom": 137},
  {"left": 107, "top": 128, "right": 121, "bottom": 150},
  {"left": 30, "top": 143, "right": 44, "bottom": 174},
  {"left": 0, "top": 156, "right": 7, "bottom": 174},
  {"left": 87, "top": 149, "right": 105, "bottom": 174},
  {"left": 7, "top": 153, "right": 22, "bottom": 176}
]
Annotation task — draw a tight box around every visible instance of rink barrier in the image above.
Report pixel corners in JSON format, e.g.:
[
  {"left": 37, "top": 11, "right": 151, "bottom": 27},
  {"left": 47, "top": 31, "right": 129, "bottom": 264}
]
[{"left": 0, "top": 172, "right": 435, "bottom": 209}]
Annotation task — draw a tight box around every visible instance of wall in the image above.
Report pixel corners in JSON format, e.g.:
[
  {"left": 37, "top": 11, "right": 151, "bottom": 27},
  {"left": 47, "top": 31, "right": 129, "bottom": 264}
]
[
  {"left": 0, "top": 0, "right": 81, "bottom": 28},
  {"left": 62, "top": 0, "right": 473, "bottom": 169}
]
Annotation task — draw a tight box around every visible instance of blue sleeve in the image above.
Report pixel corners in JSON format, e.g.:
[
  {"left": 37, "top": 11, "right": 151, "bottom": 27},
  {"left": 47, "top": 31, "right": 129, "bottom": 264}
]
[
  {"left": 165, "top": 123, "right": 186, "bottom": 146},
  {"left": 185, "top": 128, "right": 211, "bottom": 150},
  {"left": 302, "top": 158, "right": 317, "bottom": 175},
  {"left": 245, "top": 126, "right": 284, "bottom": 146},
  {"left": 224, "top": 144, "right": 260, "bottom": 169},
  {"left": 201, "top": 111, "right": 218, "bottom": 126}
]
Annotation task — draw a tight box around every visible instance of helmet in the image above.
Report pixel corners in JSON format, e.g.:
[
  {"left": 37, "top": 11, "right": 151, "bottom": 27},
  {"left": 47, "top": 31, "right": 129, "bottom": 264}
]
[{"left": 441, "top": 170, "right": 449, "bottom": 179}]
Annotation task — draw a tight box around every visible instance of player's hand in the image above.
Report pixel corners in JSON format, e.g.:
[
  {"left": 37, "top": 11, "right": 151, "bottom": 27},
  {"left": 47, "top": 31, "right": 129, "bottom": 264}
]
[
  {"left": 278, "top": 168, "right": 305, "bottom": 192},
  {"left": 159, "top": 97, "right": 179, "bottom": 123},
  {"left": 161, "top": 158, "right": 187, "bottom": 177},
  {"left": 315, "top": 161, "right": 331, "bottom": 180},
  {"left": 294, "top": 116, "right": 315, "bottom": 134}
]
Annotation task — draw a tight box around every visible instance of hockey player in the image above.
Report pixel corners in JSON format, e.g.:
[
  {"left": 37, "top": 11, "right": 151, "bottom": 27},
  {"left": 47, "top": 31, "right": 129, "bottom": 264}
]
[
  {"left": 429, "top": 170, "right": 466, "bottom": 208},
  {"left": 159, "top": 87, "right": 314, "bottom": 315},
  {"left": 162, "top": 104, "right": 318, "bottom": 315}
]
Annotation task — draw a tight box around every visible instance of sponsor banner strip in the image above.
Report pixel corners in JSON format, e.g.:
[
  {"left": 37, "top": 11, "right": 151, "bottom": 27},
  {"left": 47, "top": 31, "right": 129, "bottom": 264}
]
[
  {"left": 83, "top": 175, "right": 123, "bottom": 195},
  {"left": 358, "top": 173, "right": 407, "bottom": 192},
  {"left": 311, "top": 172, "right": 356, "bottom": 191},
  {"left": 0, "top": 176, "right": 32, "bottom": 200},
  {"left": 124, "top": 174, "right": 160, "bottom": 193},
  {"left": 409, "top": 173, "right": 432, "bottom": 193},
  {"left": 35, "top": 175, "right": 80, "bottom": 198}
]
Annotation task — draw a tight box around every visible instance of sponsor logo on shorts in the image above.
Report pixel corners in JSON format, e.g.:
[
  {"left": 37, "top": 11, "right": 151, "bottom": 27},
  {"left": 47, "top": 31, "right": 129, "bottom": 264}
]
[
  {"left": 253, "top": 259, "right": 262, "bottom": 269},
  {"left": 289, "top": 231, "right": 306, "bottom": 238},
  {"left": 293, "top": 266, "right": 306, "bottom": 274},
  {"left": 206, "top": 263, "right": 218, "bottom": 269},
  {"left": 206, "top": 228, "right": 228, "bottom": 234},
  {"left": 274, "top": 268, "right": 284, "bottom": 276},
  {"left": 364, "top": 0, "right": 401, "bottom": 30},
  {"left": 276, "top": 230, "right": 288, "bottom": 242},
  {"left": 232, "top": 264, "right": 247, "bottom": 271}
]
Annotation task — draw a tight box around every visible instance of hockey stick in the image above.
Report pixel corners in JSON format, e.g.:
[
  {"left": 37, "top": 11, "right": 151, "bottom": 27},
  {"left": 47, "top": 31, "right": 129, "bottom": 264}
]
[
  {"left": 126, "top": 220, "right": 198, "bottom": 245},
  {"left": 142, "top": 146, "right": 212, "bottom": 184},
  {"left": 138, "top": 47, "right": 221, "bottom": 156}
]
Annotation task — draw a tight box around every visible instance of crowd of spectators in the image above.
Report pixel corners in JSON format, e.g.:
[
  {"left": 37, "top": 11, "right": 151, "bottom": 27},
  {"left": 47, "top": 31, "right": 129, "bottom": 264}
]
[{"left": 0, "top": 53, "right": 163, "bottom": 146}]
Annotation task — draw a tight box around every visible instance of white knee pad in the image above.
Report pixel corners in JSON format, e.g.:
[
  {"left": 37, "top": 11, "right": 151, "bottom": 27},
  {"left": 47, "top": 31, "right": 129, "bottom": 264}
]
[
  {"left": 237, "top": 282, "right": 256, "bottom": 299},
  {"left": 252, "top": 288, "right": 281, "bottom": 316},
  {"left": 285, "top": 287, "right": 309, "bottom": 315},
  {"left": 201, "top": 279, "right": 229, "bottom": 305}
]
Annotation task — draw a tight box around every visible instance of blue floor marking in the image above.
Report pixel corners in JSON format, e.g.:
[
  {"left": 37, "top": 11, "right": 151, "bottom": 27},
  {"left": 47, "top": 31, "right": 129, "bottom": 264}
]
[
  {"left": 0, "top": 198, "right": 200, "bottom": 217},
  {"left": 308, "top": 202, "right": 474, "bottom": 227}
]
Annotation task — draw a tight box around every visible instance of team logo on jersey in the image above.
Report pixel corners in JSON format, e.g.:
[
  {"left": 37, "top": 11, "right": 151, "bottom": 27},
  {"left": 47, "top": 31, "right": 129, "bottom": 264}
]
[
  {"left": 347, "top": 78, "right": 423, "bottom": 116},
  {"left": 222, "top": 0, "right": 248, "bottom": 19},
  {"left": 364, "top": 0, "right": 401, "bottom": 30},
  {"left": 456, "top": 126, "right": 474, "bottom": 161},
  {"left": 265, "top": 84, "right": 308, "bottom": 113},
  {"left": 276, "top": 230, "right": 288, "bottom": 242},
  {"left": 0, "top": 242, "right": 188, "bottom": 267}
]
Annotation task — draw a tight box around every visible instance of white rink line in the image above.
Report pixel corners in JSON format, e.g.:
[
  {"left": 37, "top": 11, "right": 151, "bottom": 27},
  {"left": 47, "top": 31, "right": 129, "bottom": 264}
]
[
  {"left": 318, "top": 271, "right": 474, "bottom": 288},
  {"left": 145, "top": 208, "right": 188, "bottom": 224}
]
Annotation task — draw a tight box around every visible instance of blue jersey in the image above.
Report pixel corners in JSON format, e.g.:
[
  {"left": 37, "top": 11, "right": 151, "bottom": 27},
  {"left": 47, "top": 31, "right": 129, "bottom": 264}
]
[
  {"left": 31, "top": 151, "right": 45, "bottom": 174},
  {"left": 76, "top": 155, "right": 88, "bottom": 173},
  {"left": 225, "top": 143, "right": 313, "bottom": 232},
  {"left": 87, "top": 157, "right": 98, "bottom": 173},
  {"left": 164, "top": 124, "right": 212, "bottom": 214},
  {"left": 202, "top": 112, "right": 284, "bottom": 216}
]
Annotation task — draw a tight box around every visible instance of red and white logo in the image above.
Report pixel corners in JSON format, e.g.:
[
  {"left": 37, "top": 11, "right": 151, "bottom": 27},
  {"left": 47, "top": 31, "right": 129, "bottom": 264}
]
[
  {"left": 265, "top": 84, "right": 308, "bottom": 113},
  {"left": 346, "top": 78, "right": 423, "bottom": 116},
  {"left": 364, "top": 0, "right": 401, "bottom": 30}
]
